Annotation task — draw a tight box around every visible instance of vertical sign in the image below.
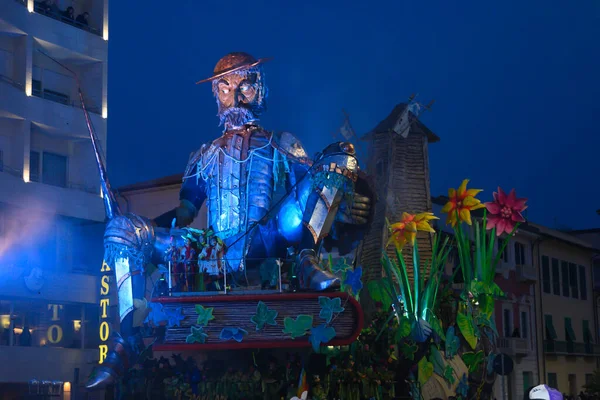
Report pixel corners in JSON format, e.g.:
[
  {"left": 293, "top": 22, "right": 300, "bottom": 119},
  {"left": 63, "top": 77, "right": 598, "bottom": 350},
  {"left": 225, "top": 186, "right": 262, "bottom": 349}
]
[
  {"left": 47, "top": 304, "right": 63, "bottom": 344},
  {"left": 98, "top": 260, "right": 111, "bottom": 363}
]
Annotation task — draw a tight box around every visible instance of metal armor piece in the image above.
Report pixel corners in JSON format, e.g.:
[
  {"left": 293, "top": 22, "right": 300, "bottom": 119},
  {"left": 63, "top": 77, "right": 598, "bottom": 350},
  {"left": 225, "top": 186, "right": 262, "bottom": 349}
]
[
  {"left": 272, "top": 131, "right": 311, "bottom": 164},
  {"left": 296, "top": 142, "right": 360, "bottom": 290},
  {"left": 189, "top": 125, "right": 277, "bottom": 272},
  {"left": 104, "top": 214, "right": 155, "bottom": 323}
]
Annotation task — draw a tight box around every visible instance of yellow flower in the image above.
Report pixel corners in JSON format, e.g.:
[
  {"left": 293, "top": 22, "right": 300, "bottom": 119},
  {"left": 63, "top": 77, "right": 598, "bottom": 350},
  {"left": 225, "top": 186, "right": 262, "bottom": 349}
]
[
  {"left": 387, "top": 212, "right": 439, "bottom": 249},
  {"left": 441, "top": 179, "right": 485, "bottom": 226}
]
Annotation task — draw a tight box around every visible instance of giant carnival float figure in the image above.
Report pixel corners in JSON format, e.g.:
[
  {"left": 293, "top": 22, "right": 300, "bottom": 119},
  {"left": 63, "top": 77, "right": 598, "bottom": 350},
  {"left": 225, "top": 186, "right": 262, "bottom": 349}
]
[{"left": 85, "top": 52, "right": 373, "bottom": 390}]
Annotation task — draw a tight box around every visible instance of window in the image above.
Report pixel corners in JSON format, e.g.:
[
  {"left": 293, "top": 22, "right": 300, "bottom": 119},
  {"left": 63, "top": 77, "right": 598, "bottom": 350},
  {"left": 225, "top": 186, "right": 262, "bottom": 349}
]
[
  {"left": 579, "top": 265, "right": 588, "bottom": 300},
  {"left": 29, "top": 151, "right": 68, "bottom": 188},
  {"left": 545, "top": 314, "right": 558, "bottom": 340},
  {"left": 542, "top": 256, "right": 551, "bottom": 293},
  {"left": 548, "top": 373, "right": 558, "bottom": 391},
  {"left": 520, "top": 310, "right": 529, "bottom": 339},
  {"left": 42, "top": 152, "right": 67, "bottom": 188},
  {"left": 569, "top": 263, "right": 579, "bottom": 299},
  {"left": 523, "top": 371, "right": 533, "bottom": 394},
  {"left": 29, "top": 151, "right": 40, "bottom": 182},
  {"left": 503, "top": 307, "right": 513, "bottom": 338},
  {"left": 552, "top": 258, "right": 561, "bottom": 295},
  {"left": 565, "top": 317, "right": 576, "bottom": 342},
  {"left": 514, "top": 242, "right": 526, "bottom": 265},
  {"left": 561, "top": 261, "right": 570, "bottom": 297},
  {"left": 583, "top": 320, "right": 593, "bottom": 353},
  {"left": 0, "top": 299, "right": 99, "bottom": 349}
]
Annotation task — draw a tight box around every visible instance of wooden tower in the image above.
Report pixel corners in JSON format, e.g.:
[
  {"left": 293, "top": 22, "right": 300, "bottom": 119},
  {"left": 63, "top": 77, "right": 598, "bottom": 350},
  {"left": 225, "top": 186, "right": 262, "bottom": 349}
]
[{"left": 360, "top": 103, "right": 440, "bottom": 285}]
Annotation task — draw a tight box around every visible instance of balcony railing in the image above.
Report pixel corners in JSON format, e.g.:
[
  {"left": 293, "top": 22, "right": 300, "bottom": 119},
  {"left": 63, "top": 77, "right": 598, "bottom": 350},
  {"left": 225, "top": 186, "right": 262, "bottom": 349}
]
[
  {"left": 0, "top": 164, "right": 23, "bottom": 179},
  {"left": 497, "top": 337, "right": 531, "bottom": 356},
  {"left": 0, "top": 73, "right": 24, "bottom": 91},
  {"left": 31, "top": 84, "right": 101, "bottom": 114},
  {"left": 544, "top": 340, "right": 600, "bottom": 356},
  {"left": 517, "top": 263, "right": 537, "bottom": 282},
  {"left": 33, "top": 2, "right": 101, "bottom": 36}
]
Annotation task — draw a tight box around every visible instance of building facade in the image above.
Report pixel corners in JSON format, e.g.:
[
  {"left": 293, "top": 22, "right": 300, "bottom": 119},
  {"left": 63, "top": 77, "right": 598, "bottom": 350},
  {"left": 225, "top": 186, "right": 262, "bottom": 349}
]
[
  {"left": 0, "top": 0, "right": 108, "bottom": 397},
  {"left": 534, "top": 225, "right": 600, "bottom": 397},
  {"left": 431, "top": 198, "right": 541, "bottom": 400}
]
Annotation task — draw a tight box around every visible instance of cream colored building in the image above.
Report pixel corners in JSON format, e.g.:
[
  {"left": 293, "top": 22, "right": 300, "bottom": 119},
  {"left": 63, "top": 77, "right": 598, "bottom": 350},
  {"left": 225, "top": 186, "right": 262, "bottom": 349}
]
[
  {"left": 534, "top": 224, "right": 600, "bottom": 397},
  {"left": 0, "top": 0, "right": 108, "bottom": 397}
]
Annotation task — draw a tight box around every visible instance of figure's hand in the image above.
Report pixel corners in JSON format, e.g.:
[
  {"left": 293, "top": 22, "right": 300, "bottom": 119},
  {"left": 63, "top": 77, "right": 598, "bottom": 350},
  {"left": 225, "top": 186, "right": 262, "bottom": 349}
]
[
  {"left": 337, "top": 193, "right": 371, "bottom": 225},
  {"left": 175, "top": 200, "right": 196, "bottom": 227}
]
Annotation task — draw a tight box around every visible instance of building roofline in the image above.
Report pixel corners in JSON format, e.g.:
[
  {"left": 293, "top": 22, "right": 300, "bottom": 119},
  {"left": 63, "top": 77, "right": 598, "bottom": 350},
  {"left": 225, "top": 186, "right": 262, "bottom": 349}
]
[
  {"left": 117, "top": 173, "right": 183, "bottom": 193},
  {"left": 568, "top": 228, "right": 600, "bottom": 234}
]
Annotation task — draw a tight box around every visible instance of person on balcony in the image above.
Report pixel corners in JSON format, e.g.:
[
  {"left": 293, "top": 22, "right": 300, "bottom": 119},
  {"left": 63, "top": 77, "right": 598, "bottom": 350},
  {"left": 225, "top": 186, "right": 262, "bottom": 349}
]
[
  {"left": 76, "top": 12, "right": 89, "bottom": 26},
  {"left": 62, "top": 7, "right": 74, "bottom": 22}
]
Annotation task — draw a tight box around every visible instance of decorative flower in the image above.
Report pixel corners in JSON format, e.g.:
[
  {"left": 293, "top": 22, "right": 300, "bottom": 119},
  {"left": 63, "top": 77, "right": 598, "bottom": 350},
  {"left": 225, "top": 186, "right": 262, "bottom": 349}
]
[
  {"left": 387, "top": 212, "right": 438, "bottom": 249},
  {"left": 484, "top": 187, "right": 527, "bottom": 236},
  {"left": 442, "top": 179, "right": 485, "bottom": 226}
]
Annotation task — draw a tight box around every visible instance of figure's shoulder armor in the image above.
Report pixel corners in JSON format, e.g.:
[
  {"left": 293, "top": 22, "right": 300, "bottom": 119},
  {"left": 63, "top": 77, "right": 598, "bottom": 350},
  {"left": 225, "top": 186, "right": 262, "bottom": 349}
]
[{"left": 272, "top": 131, "right": 312, "bottom": 165}]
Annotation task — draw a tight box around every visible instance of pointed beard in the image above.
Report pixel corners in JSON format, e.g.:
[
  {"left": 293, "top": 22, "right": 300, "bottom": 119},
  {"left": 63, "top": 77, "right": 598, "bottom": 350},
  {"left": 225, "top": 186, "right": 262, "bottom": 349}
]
[{"left": 219, "top": 107, "right": 256, "bottom": 128}]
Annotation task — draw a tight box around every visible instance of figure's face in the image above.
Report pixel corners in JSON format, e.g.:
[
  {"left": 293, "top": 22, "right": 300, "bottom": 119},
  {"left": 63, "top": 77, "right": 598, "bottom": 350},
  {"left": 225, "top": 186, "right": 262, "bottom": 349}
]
[
  {"left": 216, "top": 73, "right": 259, "bottom": 108},
  {"left": 213, "top": 69, "right": 266, "bottom": 128}
]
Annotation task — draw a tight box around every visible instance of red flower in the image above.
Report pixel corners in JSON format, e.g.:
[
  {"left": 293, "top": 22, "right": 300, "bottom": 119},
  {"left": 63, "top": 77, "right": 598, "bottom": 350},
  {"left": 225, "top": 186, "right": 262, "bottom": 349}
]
[{"left": 484, "top": 187, "right": 528, "bottom": 236}]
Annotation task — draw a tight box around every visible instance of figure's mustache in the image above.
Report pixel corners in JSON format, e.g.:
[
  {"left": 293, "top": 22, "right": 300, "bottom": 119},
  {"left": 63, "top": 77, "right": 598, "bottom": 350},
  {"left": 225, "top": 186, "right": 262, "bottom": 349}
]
[{"left": 219, "top": 106, "right": 256, "bottom": 127}]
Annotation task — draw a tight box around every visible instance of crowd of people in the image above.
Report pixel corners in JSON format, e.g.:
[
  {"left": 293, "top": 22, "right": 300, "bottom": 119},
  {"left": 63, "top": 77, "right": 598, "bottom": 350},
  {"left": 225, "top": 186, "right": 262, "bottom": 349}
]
[{"left": 34, "top": 0, "right": 92, "bottom": 28}]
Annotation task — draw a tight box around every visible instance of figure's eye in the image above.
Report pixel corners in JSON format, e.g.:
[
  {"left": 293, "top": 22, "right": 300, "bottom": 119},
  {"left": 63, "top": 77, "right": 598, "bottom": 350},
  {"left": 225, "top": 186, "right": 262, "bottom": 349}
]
[
  {"left": 240, "top": 84, "right": 250, "bottom": 92},
  {"left": 221, "top": 88, "right": 230, "bottom": 94}
]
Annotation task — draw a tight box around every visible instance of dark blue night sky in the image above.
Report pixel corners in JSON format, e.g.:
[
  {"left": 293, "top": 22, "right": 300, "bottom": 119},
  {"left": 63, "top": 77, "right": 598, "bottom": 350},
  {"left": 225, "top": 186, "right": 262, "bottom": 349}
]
[{"left": 107, "top": 0, "right": 600, "bottom": 230}]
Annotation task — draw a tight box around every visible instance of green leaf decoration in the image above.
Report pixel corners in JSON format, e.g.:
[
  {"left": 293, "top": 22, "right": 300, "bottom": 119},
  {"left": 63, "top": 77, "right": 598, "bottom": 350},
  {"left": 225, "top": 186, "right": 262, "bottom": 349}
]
[
  {"left": 478, "top": 294, "right": 494, "bottom": 319},
  {"left": 418, "top": 356, "right": 434, "bottom": 386},
  {"left": 429, "top": 345, "right": 445, "bottom": 376},
  {"left": 395, "top": 316, "right": 412, "bottom": 341},
  {"left": 486, "top": 352, "right": 496, "bottom": 376},
  {"left": 283, "top": 315, "right": 314, "bottom": 339},
  {"left": 194, "top": 305, "right": 215, "bottom": 327},
  {"left": 443, "top": 364, "right": 456, "bottom": 384},
  {"left": 186, "top": 326, "right": 208, "bottom": 344},
  {"left": 367, "top": 279, "right": 394, "bottom": 311},
  {"left": 309, "top": 324, "right": 337, "bottom": 352},
  {"left": 445, "top": 326, "right": 460, "bottom": 358},
  {"left": 250, "top": 301, "right": 278, "bottom": 331},
  {"left": 489, "top": 282, "right": 504, "bottom": 297},
  {"left": 318, "top": 296, "right": 345, "bottom": 324},
  {"left": 462, "top": 350, "right": 485, "bottom": 373},
  {"left": 400, "top": 341, "right": 419, "bottom": 360},
  {"left": 332, "top": 258, "right": 352, "bottom": 274},
  {"left": 431, "top": 315, "right": 446, "bottom": 341},
  {"left": 457, "top": 311, "right": 477, "bottom": 350}
]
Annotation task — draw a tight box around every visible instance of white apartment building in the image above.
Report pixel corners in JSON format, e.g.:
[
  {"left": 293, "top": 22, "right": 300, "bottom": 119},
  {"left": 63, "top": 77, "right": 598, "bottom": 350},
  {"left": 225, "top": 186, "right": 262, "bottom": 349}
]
[{"left": 0, "top": 0, "right": 108, "bottom": 397}]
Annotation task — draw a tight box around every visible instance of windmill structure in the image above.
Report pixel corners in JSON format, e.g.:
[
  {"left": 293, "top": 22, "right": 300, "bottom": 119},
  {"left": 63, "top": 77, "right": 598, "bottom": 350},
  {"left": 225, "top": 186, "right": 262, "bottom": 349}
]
[{"left": 358, "top": 95, "right": 438, "bottom": 288}]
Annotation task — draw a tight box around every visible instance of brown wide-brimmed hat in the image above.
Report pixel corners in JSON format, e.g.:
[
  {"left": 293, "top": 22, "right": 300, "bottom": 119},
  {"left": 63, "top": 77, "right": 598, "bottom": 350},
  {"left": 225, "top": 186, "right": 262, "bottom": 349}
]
[{"left": 195, "top": 52, "right": 272, "bottom": 85}]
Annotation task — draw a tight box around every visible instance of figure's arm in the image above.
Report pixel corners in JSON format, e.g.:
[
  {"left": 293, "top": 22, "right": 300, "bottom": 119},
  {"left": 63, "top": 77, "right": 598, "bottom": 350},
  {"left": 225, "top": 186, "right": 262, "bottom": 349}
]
[{"left": 154, "top": 149, "right": 207, "bottom": 228}]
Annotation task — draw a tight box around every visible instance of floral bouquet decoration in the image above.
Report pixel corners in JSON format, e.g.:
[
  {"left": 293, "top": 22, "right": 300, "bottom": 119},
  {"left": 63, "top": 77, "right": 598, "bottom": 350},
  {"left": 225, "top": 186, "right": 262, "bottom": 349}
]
[{"left": 372, "top": 179, "right": 528, "bottom": 399}]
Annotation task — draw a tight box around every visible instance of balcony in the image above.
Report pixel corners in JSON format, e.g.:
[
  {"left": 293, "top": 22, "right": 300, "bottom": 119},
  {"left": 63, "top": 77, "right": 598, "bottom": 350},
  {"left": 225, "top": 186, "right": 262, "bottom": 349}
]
[
  {"left": 33, "top": 2, "right": 101, "bottom": 36},
  {"left": 497, "top": 337, "right": 532, "bottom": 357},
  {"left": 517, "top": 263, "right": 537, "bottom": 282},
  {"left": 544, "top": 340, "right": 600, "bottom": 357}
]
